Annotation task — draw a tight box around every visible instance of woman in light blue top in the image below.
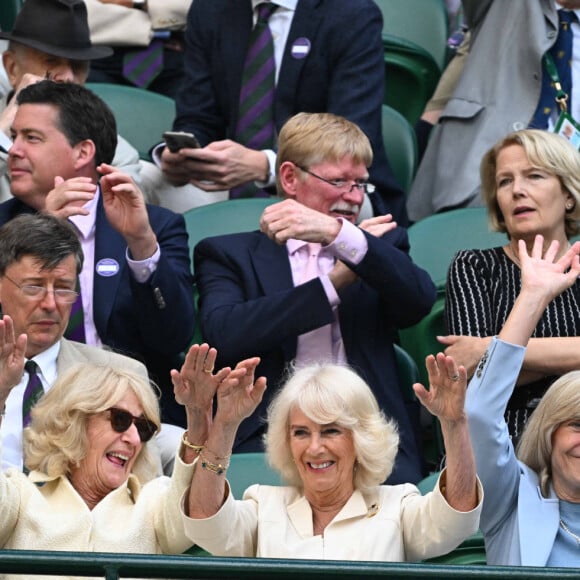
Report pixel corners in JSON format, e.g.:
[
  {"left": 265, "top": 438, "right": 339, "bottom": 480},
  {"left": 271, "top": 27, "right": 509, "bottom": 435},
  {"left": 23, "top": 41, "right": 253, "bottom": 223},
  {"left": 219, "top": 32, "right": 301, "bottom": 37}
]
[{"left": 466, "top": 234, "right": 580, "bottom": 566}]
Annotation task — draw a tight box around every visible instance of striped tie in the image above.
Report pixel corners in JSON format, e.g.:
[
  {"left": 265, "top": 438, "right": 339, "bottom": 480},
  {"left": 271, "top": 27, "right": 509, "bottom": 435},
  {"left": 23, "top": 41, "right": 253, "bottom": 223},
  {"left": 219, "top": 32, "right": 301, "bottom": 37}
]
[
  {"left": 64, "top": 292, "right": 86, "bottom": 343},
  {"left": 530, "top": 10, "right": 577, "bottom": 128},
  {"left": 22, "top": 360, "right": 44, "bottom": 429},
  {"left": 122, "top": 39, "right": 165, "bottom": 89},
  {"left": 231, "top": 2, "right": 278, "bottom": 199}
]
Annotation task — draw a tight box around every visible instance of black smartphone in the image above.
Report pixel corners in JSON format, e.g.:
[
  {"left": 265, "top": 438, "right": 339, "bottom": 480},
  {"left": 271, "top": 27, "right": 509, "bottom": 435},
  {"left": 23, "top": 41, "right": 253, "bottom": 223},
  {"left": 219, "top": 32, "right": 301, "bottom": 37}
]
[{"left": 163, "top": 131, "right": 202, "bottom": 152}]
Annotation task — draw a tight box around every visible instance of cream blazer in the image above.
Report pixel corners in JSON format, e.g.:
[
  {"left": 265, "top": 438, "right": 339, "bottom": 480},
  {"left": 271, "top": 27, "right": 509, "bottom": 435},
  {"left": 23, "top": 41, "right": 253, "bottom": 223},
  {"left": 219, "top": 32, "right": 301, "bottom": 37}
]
[
  {"left": 183, "top": 471, "right": 482, "bottom": 562},
  {"left": 0, "top": 443, "right": 194, "bottom": 580}
]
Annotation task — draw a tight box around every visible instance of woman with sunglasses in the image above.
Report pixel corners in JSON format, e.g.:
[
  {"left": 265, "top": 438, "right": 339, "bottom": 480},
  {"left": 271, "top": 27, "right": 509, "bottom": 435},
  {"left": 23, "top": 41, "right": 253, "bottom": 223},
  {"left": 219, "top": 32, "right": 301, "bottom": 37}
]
[{"left": 0, "top": 323, "right": 232, "bottom": 556}]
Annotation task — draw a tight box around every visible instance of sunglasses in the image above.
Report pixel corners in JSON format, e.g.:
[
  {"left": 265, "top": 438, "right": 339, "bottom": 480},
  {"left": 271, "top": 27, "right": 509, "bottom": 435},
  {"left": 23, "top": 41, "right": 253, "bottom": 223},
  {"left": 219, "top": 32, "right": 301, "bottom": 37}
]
[{"left": 106, "top": 407, "right": 157, "bottom": 443}]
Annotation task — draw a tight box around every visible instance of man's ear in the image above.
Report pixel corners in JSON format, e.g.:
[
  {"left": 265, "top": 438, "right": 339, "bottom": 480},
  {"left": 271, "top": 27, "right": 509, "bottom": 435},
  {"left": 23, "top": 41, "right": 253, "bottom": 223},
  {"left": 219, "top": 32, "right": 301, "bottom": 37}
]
[
  {"left": 72, "top": 139, "right": 96, "bottom": 171},
  {"left": 2, "top": 51, "right": 20, "bottom": 89},
  {"left": 279, "top": 161, "right": 299, "bottom": 199}
]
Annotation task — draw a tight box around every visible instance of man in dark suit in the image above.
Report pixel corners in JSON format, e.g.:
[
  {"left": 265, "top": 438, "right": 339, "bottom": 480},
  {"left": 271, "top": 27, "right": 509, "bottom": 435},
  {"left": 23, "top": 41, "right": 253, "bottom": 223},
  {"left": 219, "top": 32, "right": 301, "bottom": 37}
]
[
  {"left": 0, "top": 80, "right": 194, "bottom": 427},
  {"left": 160, "top": 0, "right": 407, "bottom": 224},
  {"left": 195, "top": 113, "right": 436, "bottom": 484}
]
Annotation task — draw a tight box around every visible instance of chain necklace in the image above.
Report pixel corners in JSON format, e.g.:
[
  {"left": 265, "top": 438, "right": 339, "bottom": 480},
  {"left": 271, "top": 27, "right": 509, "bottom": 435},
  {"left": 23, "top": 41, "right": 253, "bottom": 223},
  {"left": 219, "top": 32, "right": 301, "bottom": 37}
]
[{"left": 560, "top": 518, "right": 580, "bottom": 547}]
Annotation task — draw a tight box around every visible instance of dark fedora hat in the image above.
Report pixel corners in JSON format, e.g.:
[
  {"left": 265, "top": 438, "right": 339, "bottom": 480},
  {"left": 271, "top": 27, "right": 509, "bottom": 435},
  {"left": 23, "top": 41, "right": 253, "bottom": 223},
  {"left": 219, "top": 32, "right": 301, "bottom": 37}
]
[{"left": 0, "top": 0, "right": 112, "bottom": 60}]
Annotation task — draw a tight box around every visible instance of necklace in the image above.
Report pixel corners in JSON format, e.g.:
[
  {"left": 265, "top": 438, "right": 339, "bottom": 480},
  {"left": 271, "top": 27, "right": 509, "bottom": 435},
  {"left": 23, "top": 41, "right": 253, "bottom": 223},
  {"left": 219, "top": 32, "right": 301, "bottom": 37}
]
[{"left": 560, "top": 518, "right": 580, "bottom": 547}]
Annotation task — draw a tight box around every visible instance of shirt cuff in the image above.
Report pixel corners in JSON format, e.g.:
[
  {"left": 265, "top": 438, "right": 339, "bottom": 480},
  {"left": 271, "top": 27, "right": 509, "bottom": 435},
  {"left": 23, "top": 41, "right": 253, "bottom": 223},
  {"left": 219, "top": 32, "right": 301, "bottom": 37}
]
[
  {"left": 126, "top": 244, "right": 161, "bottom": 282},
  {"left": 255, "top": 149, "right": 276, "bottom": 188},
  {"left": 327, "top": 218, "right": 368, "bottom": 265}
]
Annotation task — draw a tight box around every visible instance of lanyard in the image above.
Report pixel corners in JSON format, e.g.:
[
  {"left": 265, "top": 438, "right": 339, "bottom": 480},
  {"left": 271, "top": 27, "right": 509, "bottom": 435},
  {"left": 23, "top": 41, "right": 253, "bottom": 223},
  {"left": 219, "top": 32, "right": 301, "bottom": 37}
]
[{"left": 544, "top": 52, "right": 569, "bottom": 112}]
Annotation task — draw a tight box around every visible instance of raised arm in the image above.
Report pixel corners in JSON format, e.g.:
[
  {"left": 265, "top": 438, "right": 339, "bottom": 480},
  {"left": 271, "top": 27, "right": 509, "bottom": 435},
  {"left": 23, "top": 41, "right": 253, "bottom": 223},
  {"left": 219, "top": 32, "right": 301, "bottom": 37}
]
[
  {"left": 186, "top": 355, "right": 266, "bottom": 518},
  {"left": 414, "top": 355, "right": 476, "bottom": 512}
]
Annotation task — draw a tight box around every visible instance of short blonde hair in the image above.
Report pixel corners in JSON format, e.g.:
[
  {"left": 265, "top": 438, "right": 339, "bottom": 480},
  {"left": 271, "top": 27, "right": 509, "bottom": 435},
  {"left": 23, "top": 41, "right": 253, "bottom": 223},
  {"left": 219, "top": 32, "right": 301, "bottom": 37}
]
[
  {"left": 265, "top": 364, "right": 399, "bottom": 493},
  {"left": 517, "top": 370, "right": 580, "bottom": 497},
  {"left": 25, "top": 363, "right": 161, "bottom": 482},
  {"left": 275, "top": 112, "right": 373, "bottom": 195},
  {"left": 480, "top": 129, "right": 580, "bottom": 237}
]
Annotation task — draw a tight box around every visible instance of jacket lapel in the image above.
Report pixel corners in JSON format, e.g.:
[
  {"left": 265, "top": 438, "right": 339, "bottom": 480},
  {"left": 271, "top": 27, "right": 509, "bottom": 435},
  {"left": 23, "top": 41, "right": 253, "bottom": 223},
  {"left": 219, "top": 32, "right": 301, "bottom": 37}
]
[
  {"left": 275, "top": 0, "right": 324, "bottom": 125},
  {"left": 518, "top": 474, "right": 560, "bottom": 565},
  {"left": 92, "top": 196, "right": 126, "bottom": 338}
]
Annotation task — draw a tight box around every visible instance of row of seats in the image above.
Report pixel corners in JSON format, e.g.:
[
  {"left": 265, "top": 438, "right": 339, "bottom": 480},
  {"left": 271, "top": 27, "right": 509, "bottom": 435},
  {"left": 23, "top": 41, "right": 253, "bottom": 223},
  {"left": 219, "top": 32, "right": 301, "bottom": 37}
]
[{"left": 377, "top": 0, "right": 450, "bottom": 124}]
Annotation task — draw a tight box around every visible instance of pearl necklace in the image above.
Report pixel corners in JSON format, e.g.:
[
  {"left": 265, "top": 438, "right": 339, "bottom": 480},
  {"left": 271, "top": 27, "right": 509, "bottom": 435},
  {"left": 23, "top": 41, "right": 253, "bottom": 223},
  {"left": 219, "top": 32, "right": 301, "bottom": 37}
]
[{"left": 560, "top": 518, "right": 580, "bottom": 547}]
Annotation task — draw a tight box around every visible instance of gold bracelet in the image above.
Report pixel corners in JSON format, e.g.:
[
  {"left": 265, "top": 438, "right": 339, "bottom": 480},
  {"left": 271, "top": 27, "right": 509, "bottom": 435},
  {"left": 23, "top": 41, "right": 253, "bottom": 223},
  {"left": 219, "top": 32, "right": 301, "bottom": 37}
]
[
  {"left": 200, "top": 452, "right": 230, "bottom": 476},
  {"left": 181, "top": 431, "right": 204, "bottom": 454}
]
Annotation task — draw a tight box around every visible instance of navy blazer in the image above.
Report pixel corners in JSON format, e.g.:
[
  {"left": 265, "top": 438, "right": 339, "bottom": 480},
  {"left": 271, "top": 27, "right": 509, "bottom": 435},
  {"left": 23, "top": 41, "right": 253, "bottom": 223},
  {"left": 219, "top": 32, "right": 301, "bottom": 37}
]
[
  {"left": 175, "top": 0, "right": 407, "bottom": 224},
  {"left": 0, "top": 197, "right": 195, "bottom": 426},
  {"left": 194, "top": 227, "right": 437, "bottom": 484}
]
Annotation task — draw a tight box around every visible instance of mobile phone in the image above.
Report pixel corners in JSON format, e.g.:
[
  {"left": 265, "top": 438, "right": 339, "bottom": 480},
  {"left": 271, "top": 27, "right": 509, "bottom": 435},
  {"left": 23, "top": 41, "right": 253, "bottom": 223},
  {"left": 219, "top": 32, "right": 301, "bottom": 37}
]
[{"left": 163, "top": 131, "right": 202, "bottom": 152}]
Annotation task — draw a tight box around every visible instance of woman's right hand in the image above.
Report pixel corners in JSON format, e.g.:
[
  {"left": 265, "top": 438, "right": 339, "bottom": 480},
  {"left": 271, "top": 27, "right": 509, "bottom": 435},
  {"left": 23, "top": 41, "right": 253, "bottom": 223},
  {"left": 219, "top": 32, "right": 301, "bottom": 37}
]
[{"left": 0, "top": 315, "right": 26, "bottom": 399}]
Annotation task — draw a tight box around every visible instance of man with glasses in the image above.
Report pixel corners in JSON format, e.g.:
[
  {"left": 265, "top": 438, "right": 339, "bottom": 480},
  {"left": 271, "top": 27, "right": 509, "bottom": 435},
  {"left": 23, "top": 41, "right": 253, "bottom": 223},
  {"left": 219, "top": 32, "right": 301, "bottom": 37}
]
[
  {"left": 0, "top": 80, "right": 195, "bottom": 430},
  {"left": 194, "top": 113, "right": 436, "bottom": 485},
  {"left": 0, "top": 213, "right": 149, "bottom": 472}
]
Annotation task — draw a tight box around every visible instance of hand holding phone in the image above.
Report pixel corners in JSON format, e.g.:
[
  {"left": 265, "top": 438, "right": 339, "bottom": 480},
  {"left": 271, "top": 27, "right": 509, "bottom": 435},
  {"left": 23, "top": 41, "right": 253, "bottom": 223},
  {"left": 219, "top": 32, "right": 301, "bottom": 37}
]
[{"left": 163, "top": 131, "right": 202, "bottom": 153}]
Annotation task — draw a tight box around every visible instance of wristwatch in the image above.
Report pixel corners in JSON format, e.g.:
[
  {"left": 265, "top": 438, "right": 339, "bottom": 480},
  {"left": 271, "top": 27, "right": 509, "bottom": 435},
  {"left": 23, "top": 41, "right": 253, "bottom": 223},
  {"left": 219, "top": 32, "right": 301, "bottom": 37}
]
[{"left": 133, "top": 0, "right": 147, "bottom": 10}]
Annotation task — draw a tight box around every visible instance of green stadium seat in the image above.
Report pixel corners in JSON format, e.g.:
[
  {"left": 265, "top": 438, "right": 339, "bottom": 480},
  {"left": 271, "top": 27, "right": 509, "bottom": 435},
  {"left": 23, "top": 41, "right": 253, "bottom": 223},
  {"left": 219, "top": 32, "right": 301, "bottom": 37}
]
[
  {"left": 408, "top": 207, "right": 506, "bottom": 290},
  {"left": 383, "top": 35, "right": 441, "bottom": 125},
  {"left": 85, "top": 82, "right": 175, "bottom": 161},
  {"left": 376, "top": 0, "right": 449, "bottom": 71},
  {"left": 382, "top": 105, "right": 418, "bottom": 193},
  {"left": 0, "top": 0, "right": 23, "bottom": 32}
]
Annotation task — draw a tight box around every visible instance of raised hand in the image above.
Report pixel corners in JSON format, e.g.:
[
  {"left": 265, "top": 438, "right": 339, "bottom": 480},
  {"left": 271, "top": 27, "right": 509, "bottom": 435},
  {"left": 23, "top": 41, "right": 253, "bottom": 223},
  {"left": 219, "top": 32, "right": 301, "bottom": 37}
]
[
  {"left": 214, "top": 357, "right": 267, "bottom": 427},
  {"left": 98, "top": 163, "right": 157, "bottom": 260},
  {"left": 413, "top": 352, "right": 468, "bottom": 424},
  {"left": 0, "top": 315, "right": 27, "bottom": 399},
  {"left": 171, "top": 343, "right": 231, "bottom": 412},
  {"left": 45, "top": 176, "right": 96, "bottom": 219},
  {"left": 260, "top": 199, "right": 342, "bottom": 245},
  {"left": 518, "top": 236, "right": 580, "bottom": 300}
]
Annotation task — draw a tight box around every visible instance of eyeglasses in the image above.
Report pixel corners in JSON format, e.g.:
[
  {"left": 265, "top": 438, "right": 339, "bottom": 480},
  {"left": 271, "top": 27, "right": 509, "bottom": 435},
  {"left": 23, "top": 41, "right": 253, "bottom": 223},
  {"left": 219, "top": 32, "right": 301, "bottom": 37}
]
[
  {"left": 106, "top": 407, "right": 157, "bottom": 443},
  {"left": 3, "top": 274, "right": 79, "bottom": 304},
  {"left": 295, "top": 164, "right": 376, "bottom": 195}
]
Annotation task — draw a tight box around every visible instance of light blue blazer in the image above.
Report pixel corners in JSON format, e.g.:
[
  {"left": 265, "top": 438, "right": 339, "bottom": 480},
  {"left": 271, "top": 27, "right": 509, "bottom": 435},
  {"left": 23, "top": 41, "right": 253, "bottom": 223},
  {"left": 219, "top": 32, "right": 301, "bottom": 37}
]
[{"left": 466, "top": 338, "right": 560, "bottom": 566}]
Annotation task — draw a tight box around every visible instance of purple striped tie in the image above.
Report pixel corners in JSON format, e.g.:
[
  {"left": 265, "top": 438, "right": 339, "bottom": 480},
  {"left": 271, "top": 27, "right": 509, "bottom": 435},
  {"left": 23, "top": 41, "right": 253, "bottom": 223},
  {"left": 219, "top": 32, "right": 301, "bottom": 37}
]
[
  {"left": 22, "top": 360, "right": 44, "bottom": 429},
  {"left": 122, "top": 39, "right": 164, "bottom": 89},
  {"left": 231, "top": 2, "right": 278, "bottom": 199}
]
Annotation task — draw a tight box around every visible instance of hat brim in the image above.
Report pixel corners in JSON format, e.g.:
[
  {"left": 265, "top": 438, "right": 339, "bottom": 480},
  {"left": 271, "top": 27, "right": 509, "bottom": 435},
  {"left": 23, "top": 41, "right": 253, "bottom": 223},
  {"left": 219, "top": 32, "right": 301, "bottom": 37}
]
[{"left": 0, "top": 32, "right": 113, "bottom": 60}]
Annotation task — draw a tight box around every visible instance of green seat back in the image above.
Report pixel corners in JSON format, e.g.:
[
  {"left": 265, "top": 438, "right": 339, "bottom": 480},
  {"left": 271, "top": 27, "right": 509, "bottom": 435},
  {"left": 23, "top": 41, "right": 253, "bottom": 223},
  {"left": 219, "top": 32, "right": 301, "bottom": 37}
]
[
  {"left": 376, "top": 0, "right": 449, "bottom": 71},
  {"left": 393, "top": 343, "right": 419, "bottom": 403},
  {"left": 408, "top": 207, "right": 507, "bottom": 290},
  {"left": 85, "top": 82, "right": 175, "bottom": 161},
  {"left": 0, "top": 0, "right": 23, "bottom": 32},
  {"left": 183, "top": 198, "right": 279, "bottom": 267},
  {"left": 227, "top": 452, "right": 283, "bottom": 499},
  {"left": 381, "top": 105, "right": 418, "bottom": 192},
  {"left": 383, "top": 36, "right": 441, "bottom": 124}
]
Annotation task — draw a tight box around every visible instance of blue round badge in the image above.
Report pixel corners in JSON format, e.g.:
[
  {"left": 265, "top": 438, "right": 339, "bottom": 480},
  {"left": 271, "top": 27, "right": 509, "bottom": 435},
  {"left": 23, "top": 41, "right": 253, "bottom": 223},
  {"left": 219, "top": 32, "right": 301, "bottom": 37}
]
[
  {"left": 291, "top": 37, "right": 311, "bottom": 60},
  {"left": 95, "top": 258, "right": 120, "bottom": 277}
]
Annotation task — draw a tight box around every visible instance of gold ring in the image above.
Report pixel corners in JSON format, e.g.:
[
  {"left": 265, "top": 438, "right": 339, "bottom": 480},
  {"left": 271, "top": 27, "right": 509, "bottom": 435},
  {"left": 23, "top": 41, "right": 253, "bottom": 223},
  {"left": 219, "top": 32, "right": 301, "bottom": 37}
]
[
  {"left": 450, "top": 374, "right": 460, "bottom": 382},
  {"left": 203, "top": 368, "right": 214, "bottom": 374}
]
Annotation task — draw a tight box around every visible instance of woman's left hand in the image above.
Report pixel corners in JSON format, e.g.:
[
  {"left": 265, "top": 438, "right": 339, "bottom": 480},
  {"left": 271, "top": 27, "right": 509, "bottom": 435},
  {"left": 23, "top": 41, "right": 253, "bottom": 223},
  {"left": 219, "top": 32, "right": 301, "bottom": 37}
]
[
  {"left": 413, "top": 352, "right": 468, "bottom": 423},
  {"left": 171, "top": 343, "right": 232, "bottom": 412},
  {"left": 214, "top": 357, "right": 267, "bottom": 427}
]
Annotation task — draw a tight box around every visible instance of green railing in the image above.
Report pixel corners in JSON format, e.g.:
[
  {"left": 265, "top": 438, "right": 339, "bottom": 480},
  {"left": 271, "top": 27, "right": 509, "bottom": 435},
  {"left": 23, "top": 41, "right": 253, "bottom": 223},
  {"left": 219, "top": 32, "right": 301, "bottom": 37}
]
[{"left": 0, "top": 551, "right": 579, "bottom": 579}]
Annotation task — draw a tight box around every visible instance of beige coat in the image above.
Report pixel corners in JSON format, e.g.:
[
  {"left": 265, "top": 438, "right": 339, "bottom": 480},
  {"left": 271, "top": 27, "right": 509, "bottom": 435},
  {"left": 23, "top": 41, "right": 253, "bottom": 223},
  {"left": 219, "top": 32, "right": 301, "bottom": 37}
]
[
  {"left": 183, "top": 470, "right": 482, "bottom": 562},
  {"left": 0, "top": 444, "right": 194, "bottom": 580}
]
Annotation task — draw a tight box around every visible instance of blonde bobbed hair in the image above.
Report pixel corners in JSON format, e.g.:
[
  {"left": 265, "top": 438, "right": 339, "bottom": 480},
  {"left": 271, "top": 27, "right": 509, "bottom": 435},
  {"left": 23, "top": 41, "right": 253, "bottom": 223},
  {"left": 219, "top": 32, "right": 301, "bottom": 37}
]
[
  {"left": 264, "top": 363, "right": 399, "bottom": 494},
  {"left": 480, "top": 129, "right": 580, "bottom": 238},
  {"left": 517, "top": 370, "right": 580, "bottom": 497},
  {"left": 24, "top": 363, "right": 161, "bottom": 482}
]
